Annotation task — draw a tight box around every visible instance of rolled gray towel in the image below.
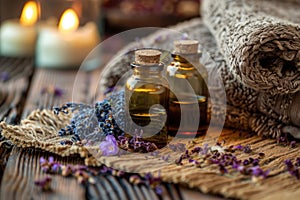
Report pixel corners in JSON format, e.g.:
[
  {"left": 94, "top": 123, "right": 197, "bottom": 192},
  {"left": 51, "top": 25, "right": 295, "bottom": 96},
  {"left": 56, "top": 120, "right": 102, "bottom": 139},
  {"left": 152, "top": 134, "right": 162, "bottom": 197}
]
[{"left": 202, "top": 0, "right": 300, "bottom": 95}]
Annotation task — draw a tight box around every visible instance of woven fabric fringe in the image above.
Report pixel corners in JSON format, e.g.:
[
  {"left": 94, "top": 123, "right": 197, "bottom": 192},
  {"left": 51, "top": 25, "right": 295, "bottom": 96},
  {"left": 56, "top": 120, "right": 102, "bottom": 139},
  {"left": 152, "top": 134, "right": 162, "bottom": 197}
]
[{"left": 0, "top": 110, "right": 101, "bottom": 165}]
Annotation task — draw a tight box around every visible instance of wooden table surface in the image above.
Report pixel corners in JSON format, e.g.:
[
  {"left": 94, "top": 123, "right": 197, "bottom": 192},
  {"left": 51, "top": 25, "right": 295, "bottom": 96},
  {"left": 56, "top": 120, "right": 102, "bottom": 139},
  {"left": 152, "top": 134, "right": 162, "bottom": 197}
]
[{"left": 0, "top": 56, "right": 224, "bottom": 200}]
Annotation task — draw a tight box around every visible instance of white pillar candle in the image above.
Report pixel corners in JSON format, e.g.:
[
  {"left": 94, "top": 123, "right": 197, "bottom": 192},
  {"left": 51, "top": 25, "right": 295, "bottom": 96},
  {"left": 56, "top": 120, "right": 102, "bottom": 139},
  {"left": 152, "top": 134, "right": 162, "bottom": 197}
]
[
  {"left": 0, "top": 1, "right": 38, "bottom": 57},
  {"left": 36, "top": 9, "right": 100, "bottom": 68}
]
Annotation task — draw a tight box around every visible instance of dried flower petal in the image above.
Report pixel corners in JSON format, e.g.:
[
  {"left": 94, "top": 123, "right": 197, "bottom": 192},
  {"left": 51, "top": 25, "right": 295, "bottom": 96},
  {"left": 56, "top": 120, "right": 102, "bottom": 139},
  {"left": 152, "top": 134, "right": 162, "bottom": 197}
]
[
  {"left": 100, "top": 135, "right": 119, "bottom": 156},
  {"left": 0, "top": 71, "right": 9, "bottom": 81},
  {"left": 34, "top": 176, "right": 52, "bottom": 191},
  {"left": 290, "top": 141, "right": 297, "bottom": 148}
]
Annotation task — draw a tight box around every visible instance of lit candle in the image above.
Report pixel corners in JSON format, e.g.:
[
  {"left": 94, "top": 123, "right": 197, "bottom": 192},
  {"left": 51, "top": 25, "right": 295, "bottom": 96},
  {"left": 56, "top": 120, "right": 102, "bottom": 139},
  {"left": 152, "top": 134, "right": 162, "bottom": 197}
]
[
  {"left": 36, "top": 9, "right": 100, "bottom": 68},
  {"left": 0, "top": 1, "right": 38, "bottom": 57}
]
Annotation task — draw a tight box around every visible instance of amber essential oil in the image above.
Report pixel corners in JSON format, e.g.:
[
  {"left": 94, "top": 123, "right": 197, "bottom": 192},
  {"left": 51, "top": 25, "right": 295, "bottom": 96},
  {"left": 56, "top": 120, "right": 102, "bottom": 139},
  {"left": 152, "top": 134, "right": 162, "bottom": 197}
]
[
  {"left": 125, "top": 49, "right": 169, "bottom": 149},
  {"left": 167, "top": 40, "right": 209, "bottom": 137}
]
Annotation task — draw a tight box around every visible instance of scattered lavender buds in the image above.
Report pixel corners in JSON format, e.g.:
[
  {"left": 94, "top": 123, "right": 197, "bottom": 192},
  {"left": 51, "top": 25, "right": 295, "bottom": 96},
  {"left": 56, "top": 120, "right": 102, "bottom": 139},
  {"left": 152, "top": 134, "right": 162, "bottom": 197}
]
[
  {"left": 174, "top": 143, "right": 269, "bottom": 180},
  {"left": 41, "top": 86, "right": 64, "bottom": 97},
  {"left": 276, "top": 134, "right": 298, "bottom": 148},
  {"left": 118, "top": 130, "right": 158, "bottom": 153},
  {"left": 284, "top": 158, "right": 300, "bottom": 180},
  {"left": 40, "top": 156, "right": 61, "bottom": 173},
  {"left": 37, "top": 156, "right": 163, "bottom": 195},
  {"left": 233, "top": 144, "right": 252, "bottom": 153}
]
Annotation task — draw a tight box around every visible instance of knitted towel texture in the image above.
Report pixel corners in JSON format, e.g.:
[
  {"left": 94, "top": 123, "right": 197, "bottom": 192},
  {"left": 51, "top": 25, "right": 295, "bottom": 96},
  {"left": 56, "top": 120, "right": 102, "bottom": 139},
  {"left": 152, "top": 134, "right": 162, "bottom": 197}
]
[
  {"left": 202, "top": 0, "right": 300, "bottom": 95},
  {"left": 201, "top": 0, "right": 300, "bottom": 138}
]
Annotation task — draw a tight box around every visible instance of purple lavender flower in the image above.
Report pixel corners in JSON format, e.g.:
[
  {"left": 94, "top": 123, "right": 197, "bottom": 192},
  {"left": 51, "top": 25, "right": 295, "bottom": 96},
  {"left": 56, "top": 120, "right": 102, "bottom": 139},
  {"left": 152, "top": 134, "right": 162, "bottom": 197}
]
[
  {"left": 290, "top": 141, "right": 297, "bottom": 148},
  {"left": 41, "top": 86, "right": 64, "bottom": 97},
  {"left": 155, "top": 186, "right": 163, "bottom": 195},
  {"left": 243, "top": 159, "right": 250, "bottom": 166},
  {"left": 48, "top": 156, "right": 54, "bottom": 163},
  {"left": 169, "top": 143, "right": 186, "bottom": 152},
  {"left": 154, "top": 35, "right": 164, "bottom": 43},
  {"left": 232, "top": 161, "right": 240, "bottom": 170},
  {"left": 233, "top": 144, "right": 243, "bottom": 150},
  {"left": 248, "top": 166, "right": 269, "bottom": 178},
  {"left": 0, "top": 71, "right": 9, "bottom": 82},
  {"left": 40, "top": 157, "right": 47, "bottom": 165},
  {"left": 100, "top": 135, "right": 119, "bottom": 156},
  {"left": 252, "top": 158, "right": 260, "bottom": 166},
  {"left": 189, "top": 159, "right": 200, "bottom": 165},
  {"left": 237, "top": 165, "right": 245, "bottom": 172},
  {"left": 54, "top": 87, "right": 64, "bottom": 97},
  {"left": 296, "top": 158, "right": 300, "bottom": 167},
  {"left": 104, "top": 87, "right": 114, "bottom": 95},
  {"left": 201, "top": 144, "right": 209, "bottom": 155},
  {"left": 243, "top": 145, "right": 252, "bottom": 154},
  {"left": 180, "top": 33, "right": 189, "bottom": 40},
  {"left": 284, "top": 159, "right": 293, "bottom": 168},
  {"left": 219, "top": 164, "right": 228, "bottom": 174},
  {"left": 161, "top": 154, "right": 170, "bottom": 162},
  {"left": 191, "top": 146, "right": 201, "bottom": 154},
  {"left": 99, "top": 166, "right": 112, "bottom": 174},
  {"left": 175, "top": 156, "right": 183, "bottom": 165},
  {"left": 51, "top": 163, "right": 60, "bottom": 172},
  {"left": 249, "top": 166, "right": 262, "bottom": 176},
  {"left": 34, "top": 176, "right": 52, "bottom": 191}
]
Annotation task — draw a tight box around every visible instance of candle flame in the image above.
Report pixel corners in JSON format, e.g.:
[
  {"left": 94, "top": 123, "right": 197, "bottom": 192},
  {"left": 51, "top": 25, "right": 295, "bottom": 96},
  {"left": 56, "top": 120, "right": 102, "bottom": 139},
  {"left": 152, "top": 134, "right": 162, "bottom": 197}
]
[
  {"left": 20, "top": 1, "right": 39, "bottom": 26},
  {"left": 58, "top": 9, "right": 79, "bottom": 32}
]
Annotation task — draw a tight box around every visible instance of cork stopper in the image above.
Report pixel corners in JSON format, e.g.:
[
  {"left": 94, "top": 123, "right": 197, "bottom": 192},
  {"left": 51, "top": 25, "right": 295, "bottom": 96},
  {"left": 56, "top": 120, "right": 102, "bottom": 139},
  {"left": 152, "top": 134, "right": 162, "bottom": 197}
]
[
  {"left": 135, "top": 49, "right": 161, "bottom": 65},
  {"left": 174, "top": 40, "right": 199, "bottom": 54}
]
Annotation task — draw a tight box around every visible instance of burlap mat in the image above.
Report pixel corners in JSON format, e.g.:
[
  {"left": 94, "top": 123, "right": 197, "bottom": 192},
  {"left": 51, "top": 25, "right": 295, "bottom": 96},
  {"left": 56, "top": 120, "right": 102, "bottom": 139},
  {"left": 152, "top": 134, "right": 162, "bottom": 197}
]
[{"left": 1, "top": 109, "right": 300, "bottom": 200}]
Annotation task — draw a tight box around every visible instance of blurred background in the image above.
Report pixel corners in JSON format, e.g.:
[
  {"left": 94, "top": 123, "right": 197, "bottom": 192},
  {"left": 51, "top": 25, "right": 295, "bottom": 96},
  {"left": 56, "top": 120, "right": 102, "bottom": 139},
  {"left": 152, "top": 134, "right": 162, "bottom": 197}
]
[{"left": 0, "top": 0, "right": 201, "bottom": 37}]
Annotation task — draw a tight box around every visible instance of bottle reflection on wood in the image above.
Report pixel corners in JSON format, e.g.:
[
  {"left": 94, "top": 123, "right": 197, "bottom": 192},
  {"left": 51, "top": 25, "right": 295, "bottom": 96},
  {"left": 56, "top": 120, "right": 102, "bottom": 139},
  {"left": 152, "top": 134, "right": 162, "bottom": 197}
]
[
  {"left": 167, "top": 40, "right": 209, "bottom": 137},
  {"left": 125, "top": 49, "right": 169, "bottom": 149}
]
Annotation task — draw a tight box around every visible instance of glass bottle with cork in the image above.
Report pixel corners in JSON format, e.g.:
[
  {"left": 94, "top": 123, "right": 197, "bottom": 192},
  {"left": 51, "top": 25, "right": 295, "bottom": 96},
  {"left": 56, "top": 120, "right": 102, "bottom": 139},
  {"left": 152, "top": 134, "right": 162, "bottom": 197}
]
[
  {"left": 166, "top": 40, "right": 208, "bottom": 137},
  {"left": 125, "top": 49, "right": 169, "bottom": 149}
]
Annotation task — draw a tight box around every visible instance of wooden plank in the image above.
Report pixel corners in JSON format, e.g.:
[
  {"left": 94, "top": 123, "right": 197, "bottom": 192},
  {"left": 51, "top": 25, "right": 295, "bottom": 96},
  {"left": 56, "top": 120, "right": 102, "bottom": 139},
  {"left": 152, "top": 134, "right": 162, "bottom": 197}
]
[
  {"left": 0, "top": 147, "right": 85, "bottom": 200},
  {"left": 0, "top": 57, "right": 34, "bottom": 188},
  {"left": 86, "top": 175, "right": 163, "bottom": 200},
  {"left": 1, "top": 68, "right": 89, "bottom": 199},
  {"left": 0, "top": 57, "right": 34, "bottom": 123},
  {"left": 179, "top": 186, "right": 224, "bottom": 200},
  {"left": 21, "top": 69, "right": 88, "bottom": 118},
  {"left": 0, "top": 142, "right": 13, "bottom": 184}
]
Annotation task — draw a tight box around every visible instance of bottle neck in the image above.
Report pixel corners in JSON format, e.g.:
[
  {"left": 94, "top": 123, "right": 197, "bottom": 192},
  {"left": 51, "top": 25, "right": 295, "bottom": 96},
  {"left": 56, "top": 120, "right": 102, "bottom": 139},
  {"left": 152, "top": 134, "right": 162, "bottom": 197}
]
[
  {"left": 172, "top": 53, "right": 200, "bottom": 67},
  {"left": 131, "top": 62, "right": 164, "bottom": 79}
]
